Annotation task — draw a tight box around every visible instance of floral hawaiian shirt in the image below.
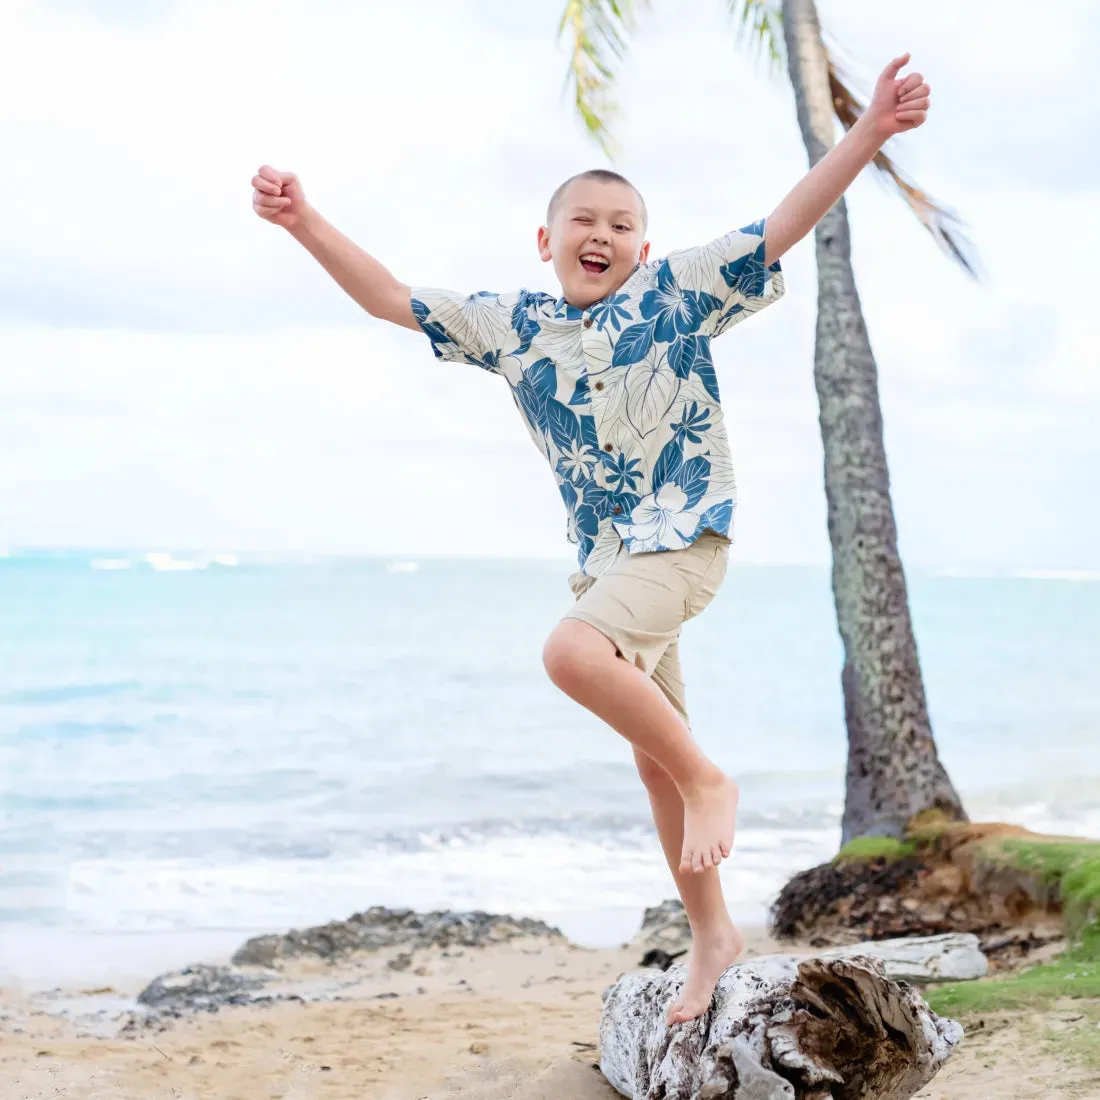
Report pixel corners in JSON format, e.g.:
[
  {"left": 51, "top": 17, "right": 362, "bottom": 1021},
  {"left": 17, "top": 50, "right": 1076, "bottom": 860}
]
[{"left": 410, "top": 219, "right": 785, "bottom": 577}]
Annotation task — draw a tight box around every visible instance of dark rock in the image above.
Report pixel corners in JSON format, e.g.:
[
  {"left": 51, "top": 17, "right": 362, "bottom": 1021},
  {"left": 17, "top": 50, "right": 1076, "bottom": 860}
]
[
  {"left": 387, "top": 951, "right": 413, "bottom": 971},
  {"left": 231, "top": 906, "right": 563, "bottom": 967},
  {"left": 137, "top": 964, "right": 279, "bottom": 1012},
  {"left": 635, "top": 899, "right": 691, "bottom": 952},
  {"left": 639, "top": 948, "right": 687, "bottom": 971}
]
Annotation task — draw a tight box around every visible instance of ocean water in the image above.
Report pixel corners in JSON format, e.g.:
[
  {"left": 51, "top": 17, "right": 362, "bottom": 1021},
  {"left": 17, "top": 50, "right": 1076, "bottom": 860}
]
[{"left": 1, "top": 549, "right": 1098, "bottom": 990}]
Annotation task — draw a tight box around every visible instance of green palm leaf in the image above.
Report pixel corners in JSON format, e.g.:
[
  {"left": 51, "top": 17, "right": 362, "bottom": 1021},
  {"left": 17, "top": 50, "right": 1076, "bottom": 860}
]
[
  {"left": 729, "top": 0, "right": 784, "bottom": 68},
  {"left": 557, "top": 0, "right": 648, "bottom": 157}
]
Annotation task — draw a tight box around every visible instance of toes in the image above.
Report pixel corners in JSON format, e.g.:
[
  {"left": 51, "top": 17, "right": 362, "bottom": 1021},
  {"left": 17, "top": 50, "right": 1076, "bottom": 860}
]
[
  {"left": 692, "top": 850, "right": 705, "bottom": 873},
  {"left": 711, "top": 844, "right": 724, "bottom": 867},
  {"left": 719, "top": 840, "right": 731, "bottom": 858},
  {"left": 701, "top": 848, "right": 714, "bottom": 870}
]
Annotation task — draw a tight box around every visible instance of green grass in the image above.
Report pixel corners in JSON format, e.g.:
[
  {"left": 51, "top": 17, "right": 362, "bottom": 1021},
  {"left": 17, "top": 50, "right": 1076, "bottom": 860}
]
[
  {"left": 925, "top": 939, "right": 1100, "bottom": 1015},
  {"left": 832, "top": 836, "right": 918, "bottom": 864}
]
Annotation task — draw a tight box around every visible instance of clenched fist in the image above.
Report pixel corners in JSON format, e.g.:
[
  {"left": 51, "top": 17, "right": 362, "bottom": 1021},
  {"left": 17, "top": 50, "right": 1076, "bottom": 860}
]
[{"left": 251, "top": 165, "right": 308, "bottom": 230}]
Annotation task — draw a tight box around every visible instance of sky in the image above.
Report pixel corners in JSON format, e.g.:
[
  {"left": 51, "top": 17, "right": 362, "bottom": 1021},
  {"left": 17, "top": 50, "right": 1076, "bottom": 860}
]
[{"left": 1, "top": 0, "right": 1097, "bottom": 568}]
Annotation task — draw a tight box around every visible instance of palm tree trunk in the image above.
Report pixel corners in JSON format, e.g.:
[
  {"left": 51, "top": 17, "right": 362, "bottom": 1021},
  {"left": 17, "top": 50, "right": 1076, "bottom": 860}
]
[{"left": 780, "top": 0, "right": 967, "bottom": 842}]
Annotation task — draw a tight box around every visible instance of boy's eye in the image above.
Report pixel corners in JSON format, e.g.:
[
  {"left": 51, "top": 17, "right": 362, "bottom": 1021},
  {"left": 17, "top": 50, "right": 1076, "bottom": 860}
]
[{"left": 614, "top": 224, "right": 630, "bottom": 231}]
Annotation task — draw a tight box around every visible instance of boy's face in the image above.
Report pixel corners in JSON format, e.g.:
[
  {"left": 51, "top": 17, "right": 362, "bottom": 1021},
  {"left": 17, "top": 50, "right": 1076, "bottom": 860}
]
[{"left": 537, "top": 178, "right": 650, "bottom": 309}]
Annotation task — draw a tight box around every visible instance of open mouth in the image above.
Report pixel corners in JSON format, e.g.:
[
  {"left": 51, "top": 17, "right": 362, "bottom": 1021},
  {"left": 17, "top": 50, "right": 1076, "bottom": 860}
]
[{"left": 580, "top": 253, "right": 611, "bottom": 276}]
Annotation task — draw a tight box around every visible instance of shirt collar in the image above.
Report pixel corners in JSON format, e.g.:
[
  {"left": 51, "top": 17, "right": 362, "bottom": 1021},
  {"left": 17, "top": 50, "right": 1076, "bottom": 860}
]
[
  {"left": 552, "top": 264, "right": 642, "bottom": 320},
  {"left": 552, "top": 297, "right": 584, "bottom": 321}
]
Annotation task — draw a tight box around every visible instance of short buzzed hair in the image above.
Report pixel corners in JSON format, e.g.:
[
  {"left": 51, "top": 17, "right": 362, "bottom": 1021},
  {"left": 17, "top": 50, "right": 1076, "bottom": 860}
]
[{"left": 546, "top": 169, "right": 648, "bottom": 230}]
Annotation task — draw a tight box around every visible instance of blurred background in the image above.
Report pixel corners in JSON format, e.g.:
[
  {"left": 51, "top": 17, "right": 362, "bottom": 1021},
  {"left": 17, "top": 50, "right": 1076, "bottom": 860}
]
[{"left": 1, "top": 0, "right": 1097, "bottom": 990}]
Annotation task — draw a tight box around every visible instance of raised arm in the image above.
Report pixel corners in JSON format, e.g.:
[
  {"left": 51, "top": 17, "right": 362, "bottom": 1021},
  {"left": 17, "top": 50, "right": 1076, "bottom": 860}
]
[
  {"left": 763, "top": 53, "right": 931, "bottom": 267},
  {"left": 251, "top": 165, "right": 419, "bottom": 332}
]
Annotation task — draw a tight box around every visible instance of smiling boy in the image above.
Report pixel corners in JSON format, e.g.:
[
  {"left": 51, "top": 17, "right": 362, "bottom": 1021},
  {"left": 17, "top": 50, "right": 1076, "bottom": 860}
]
[{"left": 252, "top": 54, "right": 930, "bottom": 1024}]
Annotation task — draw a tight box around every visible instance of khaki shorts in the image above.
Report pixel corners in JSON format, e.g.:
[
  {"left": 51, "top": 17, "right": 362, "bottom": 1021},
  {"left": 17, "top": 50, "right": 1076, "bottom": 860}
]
[{"left": 564, "top": 531, "right": 730, "bottom": 723}]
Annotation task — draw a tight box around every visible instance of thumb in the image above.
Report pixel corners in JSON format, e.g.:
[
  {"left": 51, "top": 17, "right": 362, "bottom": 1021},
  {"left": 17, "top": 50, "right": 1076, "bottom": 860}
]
[{"left": 883, "top": 52, "right": 911, "bottom": 81}]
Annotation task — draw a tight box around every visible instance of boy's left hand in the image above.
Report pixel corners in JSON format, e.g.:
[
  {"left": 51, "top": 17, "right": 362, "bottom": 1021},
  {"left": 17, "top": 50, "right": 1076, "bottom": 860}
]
[{"left": 865, "top": 53, "right": 930, "bottom": 139}]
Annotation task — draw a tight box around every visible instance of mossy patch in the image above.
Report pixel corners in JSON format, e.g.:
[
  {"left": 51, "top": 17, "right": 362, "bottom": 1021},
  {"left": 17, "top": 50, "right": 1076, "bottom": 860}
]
[
  {"left": 905, "top": 806, "right": 958, "bottom": 838},
  {"left": 832, "top": 836, "right": 918, "bottom": 865}
]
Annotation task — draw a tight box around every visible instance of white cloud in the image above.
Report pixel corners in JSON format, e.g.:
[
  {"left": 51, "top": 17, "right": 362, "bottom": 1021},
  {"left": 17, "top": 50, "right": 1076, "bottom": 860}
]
[{"left": 0, "top": 0, "right": 1096, "bottom": 567}]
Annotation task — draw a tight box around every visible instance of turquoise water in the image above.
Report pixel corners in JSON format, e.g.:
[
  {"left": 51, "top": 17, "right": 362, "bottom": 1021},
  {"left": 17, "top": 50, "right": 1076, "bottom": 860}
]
[{"left": 1, "top": 550, "right": 1097, "bottom": 987}]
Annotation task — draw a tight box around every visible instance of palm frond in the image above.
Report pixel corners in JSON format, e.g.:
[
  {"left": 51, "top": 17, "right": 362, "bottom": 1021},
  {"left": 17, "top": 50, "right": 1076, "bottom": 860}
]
[
  {"left": 728, "top": 0, "right": 784, "bottom": 70},
  {"left": 824, "top": 43, "right": 978, "bottom": 278},
  {"left": 557, "top": 0, "right": 648, "bottom": 159}
]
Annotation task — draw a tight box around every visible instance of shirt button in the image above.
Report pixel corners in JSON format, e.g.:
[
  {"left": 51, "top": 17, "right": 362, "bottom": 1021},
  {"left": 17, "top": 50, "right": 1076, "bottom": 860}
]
[
  {"left": 603, "top": 443, "right": 613, "bottom": 452},
  {"left": 612, "top": 505, "right": 623, "bottom": 515},
  {"left": 594, "top": 381, "right": 604, "bottom": 391},
  {"left": 583, "top": 318, "right": 593, "bottom": 328}
]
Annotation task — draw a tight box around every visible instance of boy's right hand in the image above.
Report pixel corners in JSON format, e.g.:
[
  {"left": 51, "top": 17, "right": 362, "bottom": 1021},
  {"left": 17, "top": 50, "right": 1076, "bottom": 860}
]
[{"left": 252, "top": 165, "right": 308, "bottom": 230}]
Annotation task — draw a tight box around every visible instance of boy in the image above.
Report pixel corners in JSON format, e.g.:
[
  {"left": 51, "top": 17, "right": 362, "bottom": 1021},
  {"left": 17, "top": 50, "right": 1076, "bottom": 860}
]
[{"left": 252, "top": 54, "right": 929, "bottom": 1024}]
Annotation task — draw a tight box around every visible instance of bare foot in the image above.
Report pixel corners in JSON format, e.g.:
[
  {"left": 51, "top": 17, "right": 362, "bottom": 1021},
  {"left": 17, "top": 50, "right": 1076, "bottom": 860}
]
[
  {"left": 667, "top": 922, "right": 745, "bottom": 1024},
  {"left": 679, "top": 775, "right": 739, "bottom": 873}
]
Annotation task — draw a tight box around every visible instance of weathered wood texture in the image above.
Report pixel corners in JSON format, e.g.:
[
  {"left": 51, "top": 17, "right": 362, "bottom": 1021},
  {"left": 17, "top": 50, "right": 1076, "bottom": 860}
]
[
  {"left": 814, "top": 932, "right": 988, "bottom": 983},
  {"left": 600, "top": 947, "right": 962, "bottom": 1099}
]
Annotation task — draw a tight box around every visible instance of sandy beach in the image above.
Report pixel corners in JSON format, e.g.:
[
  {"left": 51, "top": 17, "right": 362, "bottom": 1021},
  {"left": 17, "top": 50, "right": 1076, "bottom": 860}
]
[{"left": 3, "top": 923, "right": 1098, "bottom": 1100}]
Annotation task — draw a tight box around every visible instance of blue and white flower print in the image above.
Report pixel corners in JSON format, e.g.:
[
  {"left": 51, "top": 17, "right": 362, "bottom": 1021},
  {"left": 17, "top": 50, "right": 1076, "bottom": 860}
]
[
  {"left": 629, "top": 484, "right": 700, "bottom": 553},
  {"left": 557, "top": 439, "right": 600, "bottom": 485},
  {"left": 411, "top": 219, "right": 784, "bottom": 577}
]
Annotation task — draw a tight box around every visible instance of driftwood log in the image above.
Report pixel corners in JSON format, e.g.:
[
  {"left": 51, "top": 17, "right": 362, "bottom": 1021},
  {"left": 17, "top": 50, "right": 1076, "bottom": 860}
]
[
  {"left": 813, "top": 931, "right": 988, "bottom": 983},
  {"left": 599, "top": 945, "right": 963, "bottom": 1099}
]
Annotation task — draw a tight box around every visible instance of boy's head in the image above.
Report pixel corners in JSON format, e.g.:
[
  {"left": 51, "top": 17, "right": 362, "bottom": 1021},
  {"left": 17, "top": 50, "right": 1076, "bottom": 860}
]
[{"left": 538, "top": 169, "right": 650, "bottom": 309}]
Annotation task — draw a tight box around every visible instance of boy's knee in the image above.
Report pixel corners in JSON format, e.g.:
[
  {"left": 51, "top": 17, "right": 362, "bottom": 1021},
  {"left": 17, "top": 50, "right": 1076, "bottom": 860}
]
[{"left": 542, "top": 619, "right": 611, "bottom": 693}]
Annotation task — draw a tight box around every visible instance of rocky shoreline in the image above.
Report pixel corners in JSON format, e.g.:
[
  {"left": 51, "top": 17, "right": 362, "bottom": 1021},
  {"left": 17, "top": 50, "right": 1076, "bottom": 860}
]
[{"left": 108, "top": 907, "right": 566, "bottom": 1034}]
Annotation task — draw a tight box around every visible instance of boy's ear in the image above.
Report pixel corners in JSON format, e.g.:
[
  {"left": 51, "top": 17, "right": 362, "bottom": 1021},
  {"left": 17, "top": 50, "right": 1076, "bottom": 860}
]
[
  {"left": 537, "top": 225, "right": 553, "bottom": 262},
  {"left": 639, "top": 240, "right": 651, "bottom": 264}
]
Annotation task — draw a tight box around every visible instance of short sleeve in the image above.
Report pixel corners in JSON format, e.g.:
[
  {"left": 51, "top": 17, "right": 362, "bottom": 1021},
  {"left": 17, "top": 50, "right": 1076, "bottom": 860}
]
[
  {"left": 663, "top": 217, "right": 785, "bottom": 338},
  {"left": 409, "top": 288, "right": 512, "bottom": 373}
]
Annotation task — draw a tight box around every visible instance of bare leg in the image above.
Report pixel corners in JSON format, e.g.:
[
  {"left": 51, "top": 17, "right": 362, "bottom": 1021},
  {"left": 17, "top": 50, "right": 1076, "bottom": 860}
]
[
  {"left": 544, "top": 618, "right": 739, "bottom": 873},
  {"left": 634, "top": 748, "right": 745, "bottom": 1022},
  {"left": 638, "top": 644, "right": 744, "bottom": 1023}
]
